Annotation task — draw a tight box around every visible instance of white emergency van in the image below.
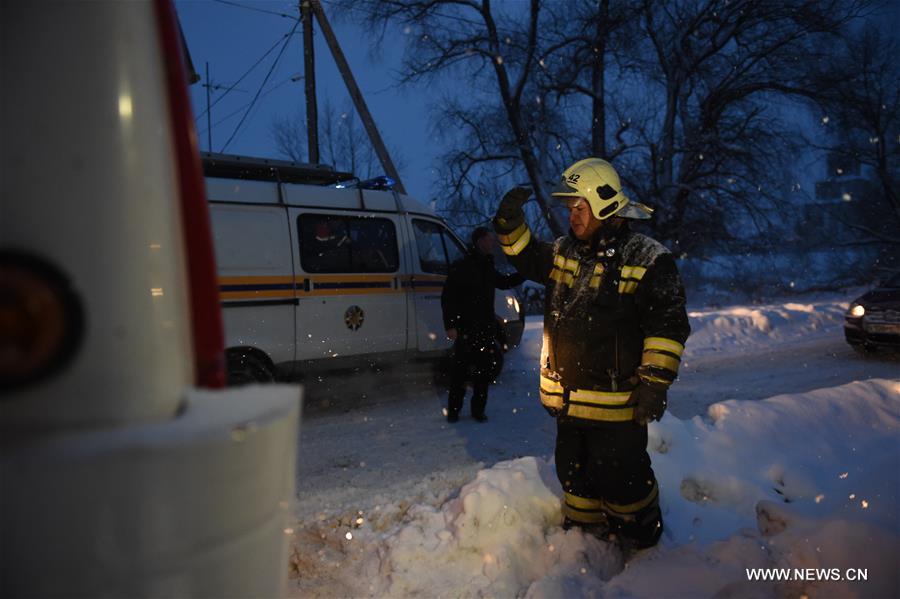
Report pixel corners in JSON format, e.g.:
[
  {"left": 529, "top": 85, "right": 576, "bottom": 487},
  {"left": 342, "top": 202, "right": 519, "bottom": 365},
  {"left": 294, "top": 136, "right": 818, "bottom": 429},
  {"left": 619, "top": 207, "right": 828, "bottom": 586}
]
[{"left": 203, "top": 153, "right": 525, "bottom": 384}]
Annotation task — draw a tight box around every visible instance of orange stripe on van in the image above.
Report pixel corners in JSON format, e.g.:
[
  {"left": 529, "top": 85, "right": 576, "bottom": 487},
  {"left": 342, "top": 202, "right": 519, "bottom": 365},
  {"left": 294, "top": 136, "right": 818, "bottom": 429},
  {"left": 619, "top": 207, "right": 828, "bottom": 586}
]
[
  {"left": 220, "top": 290, "right": 295, "bottom": 300},
  {"left": 219, "top": 275, "right": 295, "bottom": 285},
  {"left": 306, "top": 274, "right": 402, "bottom": 296},
  {"left": 304, "top": 274, "right": 395, "bottom": 283}
]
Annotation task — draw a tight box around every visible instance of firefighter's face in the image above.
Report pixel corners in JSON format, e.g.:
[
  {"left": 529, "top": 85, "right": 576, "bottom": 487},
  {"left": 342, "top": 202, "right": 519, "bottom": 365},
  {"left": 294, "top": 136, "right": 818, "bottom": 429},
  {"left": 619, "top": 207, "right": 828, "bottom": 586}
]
[{"left": 567, "top": 198, "right": 601, "bottom": 240}]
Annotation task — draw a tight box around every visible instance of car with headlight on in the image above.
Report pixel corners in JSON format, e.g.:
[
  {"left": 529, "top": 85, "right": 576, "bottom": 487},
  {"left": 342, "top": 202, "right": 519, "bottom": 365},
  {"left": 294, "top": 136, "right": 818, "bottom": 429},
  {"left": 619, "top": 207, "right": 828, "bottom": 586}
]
[{"left": 844, "top": 272, "right": 900, "bottom": 353}]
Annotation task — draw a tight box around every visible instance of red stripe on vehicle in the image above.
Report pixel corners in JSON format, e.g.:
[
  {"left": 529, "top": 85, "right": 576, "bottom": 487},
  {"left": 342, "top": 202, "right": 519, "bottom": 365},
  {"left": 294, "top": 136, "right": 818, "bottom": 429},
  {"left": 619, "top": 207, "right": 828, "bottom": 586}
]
[{"left": 153, "top": 0, "right": 226, "bottom": 388}]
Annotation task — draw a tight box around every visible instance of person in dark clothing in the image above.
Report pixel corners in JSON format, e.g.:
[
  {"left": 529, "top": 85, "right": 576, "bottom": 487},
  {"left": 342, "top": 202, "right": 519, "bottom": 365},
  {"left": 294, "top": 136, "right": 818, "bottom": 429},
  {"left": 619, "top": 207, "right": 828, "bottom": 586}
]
[
  {"left": 441, "top": 227, "right": 524, "bottom": 423},
  {"left": 493, "top": 158, "right": 690, "bottom": 550}
]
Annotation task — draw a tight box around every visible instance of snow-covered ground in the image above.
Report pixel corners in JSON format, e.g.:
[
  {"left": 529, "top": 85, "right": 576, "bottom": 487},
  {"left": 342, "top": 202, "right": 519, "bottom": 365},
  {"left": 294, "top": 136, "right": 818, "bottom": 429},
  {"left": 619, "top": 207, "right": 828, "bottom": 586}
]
[{"left": 287, "top": 293, "right": 899, "bottom": 598}]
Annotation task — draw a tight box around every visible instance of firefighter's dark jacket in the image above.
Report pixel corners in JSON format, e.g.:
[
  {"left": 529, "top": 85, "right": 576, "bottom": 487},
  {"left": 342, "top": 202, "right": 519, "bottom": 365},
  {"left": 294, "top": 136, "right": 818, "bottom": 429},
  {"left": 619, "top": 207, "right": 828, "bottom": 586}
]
[
  {"left": 441, "top": 250, "right": 524, "bottom": 334},
  {"left": 493, "top": 216, "right": 690, "bottom": 425}
]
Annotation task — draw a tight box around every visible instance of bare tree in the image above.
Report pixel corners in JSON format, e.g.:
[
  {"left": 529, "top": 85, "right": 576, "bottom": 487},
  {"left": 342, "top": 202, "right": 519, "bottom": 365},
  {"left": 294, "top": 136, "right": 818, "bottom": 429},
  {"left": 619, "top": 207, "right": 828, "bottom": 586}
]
[
  {"left": 270, "top": 98, "right": 402, "bottom": 179},
  {"left": 536, "top": 0, "right": 641, "bottom": 159},
  {"left": 810, "top": 24, "right": 899, "bottom": 244},
  {"left": 347, "top": 0, "right": 569, "bottom": 235},
  {"left": 347, "top": 0, "right": 877, "bottom": 259},
  {"left": 433, "top": 84, "right": 577, "bottom": 237},
  {"left": 620, "top": 0, "right": 872, "bottom": 252}
]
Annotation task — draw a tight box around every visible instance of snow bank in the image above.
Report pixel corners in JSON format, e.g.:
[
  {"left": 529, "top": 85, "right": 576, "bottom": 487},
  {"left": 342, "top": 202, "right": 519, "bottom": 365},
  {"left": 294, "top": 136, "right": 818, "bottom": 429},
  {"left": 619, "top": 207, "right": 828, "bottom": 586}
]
[
  {"left": 530, "top": 295, "right": 853, "bottom": 358},
  {"left": 290, "top": 379, "right": 900, "bottom": 598},
  {"left": 685, "top": 298, "right": 849, "bottom": 356}
]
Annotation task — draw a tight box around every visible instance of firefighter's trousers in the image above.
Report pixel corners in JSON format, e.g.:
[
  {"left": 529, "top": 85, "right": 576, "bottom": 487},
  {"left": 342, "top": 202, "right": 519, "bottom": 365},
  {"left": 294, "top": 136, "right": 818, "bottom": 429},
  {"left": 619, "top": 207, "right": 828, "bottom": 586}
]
[{"left": 555, "top": 419, "right": 662, "bottom": 547}]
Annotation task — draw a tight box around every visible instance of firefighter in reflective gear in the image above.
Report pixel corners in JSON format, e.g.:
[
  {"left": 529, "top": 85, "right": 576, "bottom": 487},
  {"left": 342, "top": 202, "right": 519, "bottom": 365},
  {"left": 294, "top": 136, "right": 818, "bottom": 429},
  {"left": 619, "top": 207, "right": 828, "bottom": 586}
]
[
  {"left": 493, "top": 158, "right": 690, "bottom": 548},
  {"left": 441, "top": 227, "right": 524, "bottom": 422}
]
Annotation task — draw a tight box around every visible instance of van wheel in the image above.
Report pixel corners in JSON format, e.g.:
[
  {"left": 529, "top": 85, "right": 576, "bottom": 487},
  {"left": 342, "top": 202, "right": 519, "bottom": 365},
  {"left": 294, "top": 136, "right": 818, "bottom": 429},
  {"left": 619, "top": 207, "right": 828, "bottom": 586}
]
[{"left": 227, "top": 351, "right": 276, "bottom": 385}]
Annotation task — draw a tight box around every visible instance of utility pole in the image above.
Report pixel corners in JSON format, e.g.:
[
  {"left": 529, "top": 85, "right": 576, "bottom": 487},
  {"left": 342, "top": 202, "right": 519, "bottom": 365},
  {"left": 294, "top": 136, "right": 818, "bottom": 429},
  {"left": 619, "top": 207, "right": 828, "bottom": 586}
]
[
  {"left": 310, "top": 0, "right": 407, "bottom": 194},
  {"left": 301, "top": 1, "right": 319, "bottom": 164},
  {"left": 205, "top": 62, "right": 212, "bottom": 152}
]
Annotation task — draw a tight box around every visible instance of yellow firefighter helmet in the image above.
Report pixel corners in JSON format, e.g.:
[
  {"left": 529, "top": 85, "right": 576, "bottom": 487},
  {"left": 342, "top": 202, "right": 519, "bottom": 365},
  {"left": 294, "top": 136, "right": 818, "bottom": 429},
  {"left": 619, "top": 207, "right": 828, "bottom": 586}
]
[{"left": 551, "top": 158, "right": 653, "bottom": 220}]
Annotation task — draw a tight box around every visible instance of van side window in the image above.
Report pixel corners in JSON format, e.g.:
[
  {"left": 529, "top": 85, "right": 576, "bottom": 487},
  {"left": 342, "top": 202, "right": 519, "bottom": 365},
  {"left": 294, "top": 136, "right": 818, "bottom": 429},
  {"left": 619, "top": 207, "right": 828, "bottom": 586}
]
[
  {"left": 298, "top": 214, "right": 399, "bottom": 273},
  {"left": 412, "top": 219, "right": 465, "bottom": 274}
]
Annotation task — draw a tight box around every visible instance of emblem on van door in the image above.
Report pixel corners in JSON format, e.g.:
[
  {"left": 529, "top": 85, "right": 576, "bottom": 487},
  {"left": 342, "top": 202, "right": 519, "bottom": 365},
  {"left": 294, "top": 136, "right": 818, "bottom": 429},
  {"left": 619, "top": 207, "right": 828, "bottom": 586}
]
[{"left": 344, "top": 305, "right": 365, "bottom": 331}]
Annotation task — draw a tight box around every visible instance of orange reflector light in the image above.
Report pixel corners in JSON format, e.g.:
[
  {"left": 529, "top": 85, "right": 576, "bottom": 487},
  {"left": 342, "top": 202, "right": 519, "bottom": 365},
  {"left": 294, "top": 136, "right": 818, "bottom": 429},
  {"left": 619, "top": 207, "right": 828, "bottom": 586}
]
[{"left": 0, "top": 252, "right": 84, "bottom": 391}]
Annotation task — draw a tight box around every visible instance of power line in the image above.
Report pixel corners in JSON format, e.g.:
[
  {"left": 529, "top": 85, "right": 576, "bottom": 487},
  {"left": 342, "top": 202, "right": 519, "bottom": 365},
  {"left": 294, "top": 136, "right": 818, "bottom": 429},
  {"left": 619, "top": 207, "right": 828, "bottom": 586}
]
[
  {"left": 211, "top": 0, "right": 298, "bottom": 19},
  {"left": 220, "top": 18, "right": 301, "bottom": 152},
  {"left": 198, "top": 74, "right": 301, "bottom": 136},
  {"left": 195, "top": 28, "right": 300, "bottom": 122}
]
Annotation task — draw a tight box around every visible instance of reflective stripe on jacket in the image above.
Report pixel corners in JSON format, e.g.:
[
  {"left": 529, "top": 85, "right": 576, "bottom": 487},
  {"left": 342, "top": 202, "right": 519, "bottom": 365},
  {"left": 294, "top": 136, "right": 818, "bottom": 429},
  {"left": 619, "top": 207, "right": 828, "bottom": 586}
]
[{"left": 495, "top": 219, "right": 690, "bottom": 424}]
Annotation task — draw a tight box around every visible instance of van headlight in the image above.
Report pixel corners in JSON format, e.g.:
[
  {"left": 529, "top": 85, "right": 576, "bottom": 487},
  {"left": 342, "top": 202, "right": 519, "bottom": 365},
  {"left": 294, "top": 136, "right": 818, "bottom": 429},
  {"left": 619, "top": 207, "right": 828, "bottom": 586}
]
[
  {"left": 507, "top": 295, "right": 520, "bottom": 314},
  {"left": 850, "top": 304, "right": 865, "bottom": 318}
]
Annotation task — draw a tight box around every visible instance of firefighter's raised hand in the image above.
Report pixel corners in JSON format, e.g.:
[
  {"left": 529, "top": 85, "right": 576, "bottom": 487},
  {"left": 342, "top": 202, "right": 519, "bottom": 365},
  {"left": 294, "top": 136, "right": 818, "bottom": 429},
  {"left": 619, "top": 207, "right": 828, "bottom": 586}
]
[
  {"left": 496, "top": 186, "right": 532, "bottom": 226},
  {"left": 630, "top": 381, "right": 668, "bottom": 425}
]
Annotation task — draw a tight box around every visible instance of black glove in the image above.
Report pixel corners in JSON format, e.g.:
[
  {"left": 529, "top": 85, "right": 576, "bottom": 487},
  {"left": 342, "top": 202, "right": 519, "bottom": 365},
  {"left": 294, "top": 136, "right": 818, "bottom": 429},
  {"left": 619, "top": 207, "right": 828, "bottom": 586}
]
[
  {"left": 496, "top": 186, "right": 532, "bottom": 227},
  {"left": 630, "top": 381, "right": 668, "bottom": 425},
  {"left": 544, "top": 405, "right": 560, "bottom": 418}
]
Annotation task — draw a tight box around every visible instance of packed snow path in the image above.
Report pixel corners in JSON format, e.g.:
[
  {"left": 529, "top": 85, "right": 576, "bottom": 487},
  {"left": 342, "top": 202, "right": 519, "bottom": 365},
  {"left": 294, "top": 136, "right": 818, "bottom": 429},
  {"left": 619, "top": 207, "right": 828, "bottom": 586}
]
[
  {"left": 288, "top": 294, "right": 898, "bottom": 597},
  {"left": 294, "top": 296, "right": 898, "bottom": 520}
]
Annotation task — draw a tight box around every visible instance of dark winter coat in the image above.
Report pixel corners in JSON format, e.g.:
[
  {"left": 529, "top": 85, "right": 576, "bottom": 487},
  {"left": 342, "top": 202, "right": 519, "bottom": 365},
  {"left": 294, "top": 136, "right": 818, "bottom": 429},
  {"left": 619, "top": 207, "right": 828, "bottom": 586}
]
[
  {"left": 494, "top": 219, "right": 690, "bottom": 425},
  {"left": 441, "top": 250, "right": 524, "bottom": 337}
]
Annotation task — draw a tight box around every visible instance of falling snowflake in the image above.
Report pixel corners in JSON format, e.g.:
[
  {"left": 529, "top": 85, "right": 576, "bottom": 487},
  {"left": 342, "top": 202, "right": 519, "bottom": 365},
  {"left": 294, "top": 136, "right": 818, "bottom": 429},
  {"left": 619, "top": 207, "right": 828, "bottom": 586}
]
[{"left": 821, "top": 116, "right": 829, "bottom": 124}]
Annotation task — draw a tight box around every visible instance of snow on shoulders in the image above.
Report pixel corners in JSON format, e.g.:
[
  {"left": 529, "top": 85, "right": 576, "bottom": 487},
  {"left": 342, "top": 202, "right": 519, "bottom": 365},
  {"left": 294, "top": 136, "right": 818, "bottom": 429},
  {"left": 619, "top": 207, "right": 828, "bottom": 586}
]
[{"left": 622, "top": 231, "right": 671, "bottom": 266}]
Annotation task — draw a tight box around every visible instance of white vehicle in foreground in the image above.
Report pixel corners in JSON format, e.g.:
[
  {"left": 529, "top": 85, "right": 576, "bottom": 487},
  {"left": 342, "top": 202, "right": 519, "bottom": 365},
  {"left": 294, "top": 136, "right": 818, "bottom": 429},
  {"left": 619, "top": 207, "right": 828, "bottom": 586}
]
[{"left": 1, "top": 2, "right": 299, "bottom": 596}]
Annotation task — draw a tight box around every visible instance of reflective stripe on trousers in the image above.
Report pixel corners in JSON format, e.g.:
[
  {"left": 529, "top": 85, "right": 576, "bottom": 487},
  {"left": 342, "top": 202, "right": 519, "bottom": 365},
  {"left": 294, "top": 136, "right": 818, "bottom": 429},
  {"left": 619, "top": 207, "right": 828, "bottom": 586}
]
[{"left": 540, "top": 374, "right": 634, "bottom": 422}]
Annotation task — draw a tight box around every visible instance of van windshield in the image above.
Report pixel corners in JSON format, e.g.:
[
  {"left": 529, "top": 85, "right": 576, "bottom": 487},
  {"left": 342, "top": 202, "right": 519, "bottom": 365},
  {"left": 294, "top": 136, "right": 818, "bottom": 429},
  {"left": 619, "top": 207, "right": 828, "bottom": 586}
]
[{"left": 412, "top": 219, "right": 465, "bottom": 274}]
